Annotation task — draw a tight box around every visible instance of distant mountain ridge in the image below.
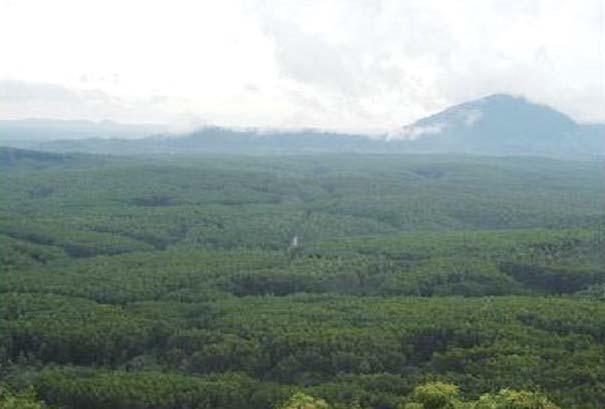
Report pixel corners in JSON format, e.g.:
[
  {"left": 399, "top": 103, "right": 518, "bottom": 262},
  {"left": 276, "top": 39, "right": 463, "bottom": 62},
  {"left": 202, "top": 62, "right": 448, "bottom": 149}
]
[
  {"left": 1, "top": 94, "right": 603, "bottom": 157},
  {"left": 391, "top": 94, "right": 603, "bottom": 155},
  {"left": 0, "top": 118, "right": 169, "bottom": 145}
]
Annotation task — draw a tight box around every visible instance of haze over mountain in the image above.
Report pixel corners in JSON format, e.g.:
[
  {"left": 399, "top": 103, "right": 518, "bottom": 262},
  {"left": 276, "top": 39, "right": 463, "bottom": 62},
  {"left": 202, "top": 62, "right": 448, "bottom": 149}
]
[
  {"left": 0, "top": 118, "right": 169, "bottom": 146},
  {"left": 2, "top": 94, "right": 603, "bottom": 157},
  {"left": 390, "top": 93, "right": 605, "bottom": 155}
]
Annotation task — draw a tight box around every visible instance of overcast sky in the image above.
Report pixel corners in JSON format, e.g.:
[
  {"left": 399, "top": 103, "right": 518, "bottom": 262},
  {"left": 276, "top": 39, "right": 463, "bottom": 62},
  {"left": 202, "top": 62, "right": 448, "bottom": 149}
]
[{"left": 1, "top": 0, "right": 603, "bottom": 132}]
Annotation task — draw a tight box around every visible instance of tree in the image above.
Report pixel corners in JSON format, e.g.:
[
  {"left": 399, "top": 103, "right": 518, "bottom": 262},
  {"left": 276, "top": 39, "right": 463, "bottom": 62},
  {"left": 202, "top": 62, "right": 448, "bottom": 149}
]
[
  {"left": 402, "top": 383, "right": 560, "bottom": 409},
  {"left": 407, "top": 382, "right": 460, "bottom": 409},
  {"left": 278, "top": 392, "right": 331, "bottom": 409},
  {"left": 0, "top": 386, "right": 47, "bottom": 409},
  {"left": 474, "top": 389, "right": 560, "bottom": 409}
]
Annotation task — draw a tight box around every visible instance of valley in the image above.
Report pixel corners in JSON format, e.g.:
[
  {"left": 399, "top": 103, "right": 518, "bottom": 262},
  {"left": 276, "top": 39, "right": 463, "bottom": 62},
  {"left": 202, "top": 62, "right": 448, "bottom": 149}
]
[{"left": 1, "top": 148, "right": 604, "bottom": 408}]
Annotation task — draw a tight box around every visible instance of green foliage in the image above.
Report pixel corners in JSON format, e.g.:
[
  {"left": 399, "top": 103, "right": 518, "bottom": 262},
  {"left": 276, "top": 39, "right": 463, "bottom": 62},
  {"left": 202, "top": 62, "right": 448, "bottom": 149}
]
[
  {"left": 0, "top": 386, "right": 47, "bottom": 409},
  {"left": 282, "top": 385, "right": 560, "bottom": 409},
  {"left": 403, "top": 404, "right": 425, "bottom": 409},
  {"left": 278, "top": 392, "right": 331, "bottom": 409},
  {"left": 34, "top": 368, "right": 258, "bottom": 409},
  {"left": 410, "top": 383, "right": 459, "bottom": 409},
  {"left": 474, "top": 389, "right": 559, "bottom": 409},
  {"left": 1, "top": 150, "right": 604, "bottom": 409}
]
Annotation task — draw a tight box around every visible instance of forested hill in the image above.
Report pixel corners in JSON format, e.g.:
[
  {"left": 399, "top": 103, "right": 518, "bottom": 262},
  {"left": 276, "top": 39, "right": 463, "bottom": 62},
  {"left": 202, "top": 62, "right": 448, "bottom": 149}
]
[
  {"left": 0, "top": 118, "right": 169, "bottom": 143},
  {"left": 391, "top": 94, "right": 605, "bottom": 156},
  {"left": 1, "top": 148, "right": 604, "bottom": 408},
  {"left": 3, "top": 94, "right": 604, "bottom": 157}
]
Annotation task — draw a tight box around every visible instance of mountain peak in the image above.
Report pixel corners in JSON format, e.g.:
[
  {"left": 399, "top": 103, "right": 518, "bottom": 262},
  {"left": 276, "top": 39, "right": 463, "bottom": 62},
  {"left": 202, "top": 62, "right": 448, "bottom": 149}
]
[
  {"left": 4, "top": 95, "right": 603, "bottom": 157},
  {"left": 389, "top": 94, "right": 584, "bottom": 155},
  {"left": 479, "top": 93, "right": 523, "bottom": 102}
]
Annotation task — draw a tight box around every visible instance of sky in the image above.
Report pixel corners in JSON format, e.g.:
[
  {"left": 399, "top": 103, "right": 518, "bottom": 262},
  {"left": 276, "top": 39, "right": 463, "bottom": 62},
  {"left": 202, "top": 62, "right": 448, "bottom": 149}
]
[{"left": 1, "top": 0, "right": 604, "bottom": 132}]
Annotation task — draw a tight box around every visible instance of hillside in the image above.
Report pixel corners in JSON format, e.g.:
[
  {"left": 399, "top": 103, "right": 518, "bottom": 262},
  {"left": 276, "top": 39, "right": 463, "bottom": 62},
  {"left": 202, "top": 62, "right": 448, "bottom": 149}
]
[
  {"left": 1, "top": 148, "right": 604, "bottom": 408},
  {"left": 394, "top": 94, "right": 603, "bottom": 155},
  {"left": 3, "top": 94, "right": 603, "bottom": 157},
  {"left": 0, "top": 118, "right": 169, "bottom": 146}
]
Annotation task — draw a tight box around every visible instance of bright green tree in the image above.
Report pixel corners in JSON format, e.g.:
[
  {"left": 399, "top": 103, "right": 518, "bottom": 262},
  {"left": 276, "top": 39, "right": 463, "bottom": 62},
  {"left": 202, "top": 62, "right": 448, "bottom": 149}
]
[
  {"left": 0, "top": 386, "right": 47, "bottom": 409},
  {"left": 408, "top": 382, "right": 460, "bottom": 409},
  {"left": 474, "top": 389, "right": 560, "bottom": 409},
  {"left": 278, "top": 392, "right": 331, "bottom": 409}
]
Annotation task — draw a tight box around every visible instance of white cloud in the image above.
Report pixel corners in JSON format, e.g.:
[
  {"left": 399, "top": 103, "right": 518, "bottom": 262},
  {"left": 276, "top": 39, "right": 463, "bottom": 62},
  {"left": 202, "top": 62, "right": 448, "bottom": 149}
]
[
  {"left": 0, "top": 0, "right": 603, "bottom": 131},
  {"left": 0, "top": 80, "right": 213, "bottom": 133},
  {"left": 388, "top": 123, "right": 445, "bottom": 141},
  {"left": 462, "top": 109, "right": 483, "bottom": 127}
]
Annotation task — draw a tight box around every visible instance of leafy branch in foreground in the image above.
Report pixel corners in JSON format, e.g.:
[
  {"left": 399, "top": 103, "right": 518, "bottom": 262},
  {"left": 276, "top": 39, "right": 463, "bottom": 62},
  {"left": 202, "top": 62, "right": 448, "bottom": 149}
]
[{"left": 280, "top": 383, "right": 560, "bottom": 409}]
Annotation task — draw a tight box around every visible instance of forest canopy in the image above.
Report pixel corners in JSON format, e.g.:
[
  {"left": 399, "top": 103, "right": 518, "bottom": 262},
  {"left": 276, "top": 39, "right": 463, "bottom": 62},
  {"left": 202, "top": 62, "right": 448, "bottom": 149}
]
[{"left": 1, "top": 149, "right": 604, "bottom": 408}]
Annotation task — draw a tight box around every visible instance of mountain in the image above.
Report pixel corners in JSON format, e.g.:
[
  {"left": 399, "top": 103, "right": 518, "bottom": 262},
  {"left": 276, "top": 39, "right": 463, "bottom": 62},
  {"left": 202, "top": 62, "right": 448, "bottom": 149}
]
[
  {"left": 1, "top": 94, "right": 603, "bottom": 157},
  {"left": 393, "top": 93, "right": 604, "bottom": 155},
  {"left": 0, "top": 118, "right": 169, "bottom": 147},
  {"left": 22, "top": 127, "right": 382, "bottom": 155}
]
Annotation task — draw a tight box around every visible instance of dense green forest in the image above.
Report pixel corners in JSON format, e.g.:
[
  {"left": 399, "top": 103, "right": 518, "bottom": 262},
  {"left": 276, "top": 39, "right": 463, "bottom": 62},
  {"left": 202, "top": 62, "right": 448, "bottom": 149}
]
[{"left": 1, "top": 148, "right": 604, "bottom": 408}]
